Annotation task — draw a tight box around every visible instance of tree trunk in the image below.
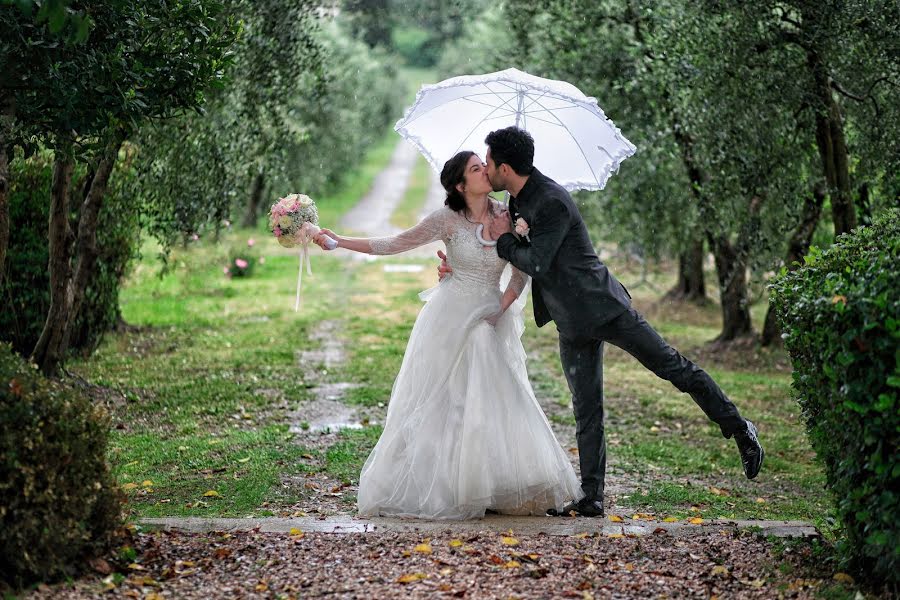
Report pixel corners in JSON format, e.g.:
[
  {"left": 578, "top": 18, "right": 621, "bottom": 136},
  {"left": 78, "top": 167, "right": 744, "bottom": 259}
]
[
  {"left": 0, "top": 97, "right": 13, "bottom": 287},
  {"left": 60, "top": 133, "right": 124, "bottom": 354},
  {"left": 665, "top": 238, "right": 707, "bottom": 304},
  {"left": 241, "top": 170, "right": 265, "bottom": 228},
  {"left": 708, "top": 233, "right": 753, "bottom": 343},
  {"left": 805, "top": 28, "right": 856, "bottom": 237},
  {"left": 761, "top": 184, "right": 826, "bottom": 346},
  {"left": 31, "top": 146, "right": 75, "bottom": 376}
]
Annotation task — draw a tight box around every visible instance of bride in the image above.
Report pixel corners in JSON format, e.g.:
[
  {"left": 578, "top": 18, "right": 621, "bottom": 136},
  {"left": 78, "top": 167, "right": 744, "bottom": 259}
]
[{"left": 313, "top": 151, "right": 583, "bottom": 519}]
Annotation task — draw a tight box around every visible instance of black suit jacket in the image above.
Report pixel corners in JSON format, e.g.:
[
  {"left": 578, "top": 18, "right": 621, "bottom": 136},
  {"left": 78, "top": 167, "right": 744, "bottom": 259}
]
[{"left": 496, "top": 168, "right": 631, "bottom": 336}]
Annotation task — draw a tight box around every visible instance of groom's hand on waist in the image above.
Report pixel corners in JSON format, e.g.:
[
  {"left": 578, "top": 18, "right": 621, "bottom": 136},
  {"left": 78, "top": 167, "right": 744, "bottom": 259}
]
[{"left": 437, "top": 250, "right": 452, "bottom": 281}]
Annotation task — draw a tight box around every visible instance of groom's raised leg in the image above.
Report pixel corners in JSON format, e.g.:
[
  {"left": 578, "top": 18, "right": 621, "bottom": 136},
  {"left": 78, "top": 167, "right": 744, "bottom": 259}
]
[
  {"left": 597, "top": 308, "right": 763, "bottom": 478},
  {"left": 559, "top": 335, "right": 606, "bottom": 505},
  {"left": 598, "top": 308, "right": 746, "bottom": 436}
]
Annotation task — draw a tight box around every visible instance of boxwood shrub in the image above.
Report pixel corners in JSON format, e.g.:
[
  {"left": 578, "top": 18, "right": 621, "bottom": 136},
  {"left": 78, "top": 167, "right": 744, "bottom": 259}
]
[{"left": 771, "top": 208, "right": 898, "bottom": 585}]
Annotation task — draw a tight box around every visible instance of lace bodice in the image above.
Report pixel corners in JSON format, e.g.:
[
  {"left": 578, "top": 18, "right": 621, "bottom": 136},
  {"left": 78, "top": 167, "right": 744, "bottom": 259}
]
[{"left": 369, "top": 203, "right": 528, "bottom": 296}]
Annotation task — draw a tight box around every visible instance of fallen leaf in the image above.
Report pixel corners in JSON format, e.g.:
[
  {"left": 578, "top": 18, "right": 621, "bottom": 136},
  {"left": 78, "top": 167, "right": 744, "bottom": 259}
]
[
  {"left": 711, "top": 565, "right": 729, "bottom": 576},
  {"left": 203, "top": 490, "right": 220, "bottom": 497},
  {"left": 397, "top": 573, "right": 427, "bottom": 583},
  {"left": 663, "top": 516, "right": 679, "bottom": 523},
  {"left": 688, "top": 517, "right": 704, "bottom": 525},
  {"left": 142, "top": 480, "right": 153, "bottom": 487},
  {"left": 756, "top": 497, "right": 767, "bottom": 504},
  {"left": 145, "top": 594, "right": 164, "bottom": 600},
  {"left": 439, "top": 567, "right": 453, "bottom": 576},
  {"left": 504, "top": 560, "right": 521, "bottom": 568},
  {"left": 689, "top": 505, "right": 702, "bottom": 512},
  {"left": 607, "top": 533, "right": 624, "bottom": 539},
  {"left": 214, "top": 547, "right": 232, "bottom": 559},
  {"left": 414, "top": 543, "right": 432, "bottom": 554},
  {"left": 255, "top": 582, "right": 268, "bottom": 592},
  {"left": 568, "top": 447, "right": 579, "bottom": 454},
  {"left": 833, "top": 572, "right": 855, "bottom": 584},
  {"left": 609, "top": 515, "right": 624, "bottom": 523},
  {"left": 709, "top": 486, "right": 729, "bottom": 496},
  {"left": 401, "top": 550, "right": 411, "bottom": 557},
  {"left": 89, "top": 558, "right": 112, "bottom": 575},
  {"left": 301, "top": 453, "right": 314, "bottom": 460},
  {"left": 127, "top": 563, "right": 145, "bottom": 571},
  {"left": 238, "top": 457, "right": 251, "bottom": 463},
  {"left": 488, "top": 555, "right": 505, "bottom": 565},
  {"left": 632, "top": 512, "right": 654, "bottom": 520},
  {"left": 448, "top": 539, "right": 463, "bottom": 548},
  {"left": 500, "top": 536, "right": 519, "bottom": 546},
  {"left": 122, "top": 483, "right": 138, "bottom": 491},
  {"left": 574, "top": 532, "right": 591, "bottom": 539},
  {"left": 831, "top": 295, "right": 847, "bottom": 305},
  {"left": 289, "top": 528, "right": 304, "bottom": 538},
  {"left": 653, "top": 527, "right": 667, "bottom": 535},
  {"left": 625, "top": 563, "right": 634, "bottom": 572}
]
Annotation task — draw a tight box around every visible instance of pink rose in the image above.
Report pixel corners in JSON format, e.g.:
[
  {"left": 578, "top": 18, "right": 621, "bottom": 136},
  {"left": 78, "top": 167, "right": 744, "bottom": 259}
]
[
  {"left": 191, "top": 233, "right": 199, "bottom": 241},
  {"left": 274, "top": 226, "right": 282, "bottom": 237},
  {"left": 223, "top": 266, "right": 230, "bottom": 274},
  {"left": 235, "top": 258, "right": 248, "bottom": 269},
  {"left": 247, "top": 238, "right": 256, "bottom": 247}
]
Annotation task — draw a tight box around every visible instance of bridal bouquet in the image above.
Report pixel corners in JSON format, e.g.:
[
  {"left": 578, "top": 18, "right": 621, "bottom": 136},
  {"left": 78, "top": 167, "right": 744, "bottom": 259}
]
[{"left": 268, "top": 194, "right": 335, "bottom": 310}]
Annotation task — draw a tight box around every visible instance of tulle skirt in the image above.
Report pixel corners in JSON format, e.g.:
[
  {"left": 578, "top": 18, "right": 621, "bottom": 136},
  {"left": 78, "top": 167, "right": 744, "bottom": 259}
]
[{"left": 357, "top": 270, "right": 583, "bottom": 520}]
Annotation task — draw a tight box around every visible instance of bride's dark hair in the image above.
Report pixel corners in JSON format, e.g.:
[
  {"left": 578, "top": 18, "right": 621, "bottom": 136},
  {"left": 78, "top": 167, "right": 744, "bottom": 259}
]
[{"left": 440, "top": 150, "right": 476, "bottom": 212}]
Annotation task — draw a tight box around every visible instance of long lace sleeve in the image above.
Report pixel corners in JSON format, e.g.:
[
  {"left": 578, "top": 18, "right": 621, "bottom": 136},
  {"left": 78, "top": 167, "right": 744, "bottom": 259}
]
[
  {"left": 504, "top": 266, "right": 529, "bottom": 298},
  {"left": 368, "top": 208, "right": 449, "bottom": 255}
]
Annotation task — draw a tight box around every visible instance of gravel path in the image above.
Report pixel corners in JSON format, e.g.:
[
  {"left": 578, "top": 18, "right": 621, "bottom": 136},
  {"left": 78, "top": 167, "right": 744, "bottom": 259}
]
[{"left": 27, "top": 528, "right": 836, "bottom": 599}]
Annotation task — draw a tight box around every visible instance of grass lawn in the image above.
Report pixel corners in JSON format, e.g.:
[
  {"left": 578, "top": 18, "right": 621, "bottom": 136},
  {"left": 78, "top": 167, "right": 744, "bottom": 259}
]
[
  {"left": 390, "top": 153, "right": 432, "bottom": 229},
  {"left": 72, "top": 145, "right": 829, "bottom": 528}
]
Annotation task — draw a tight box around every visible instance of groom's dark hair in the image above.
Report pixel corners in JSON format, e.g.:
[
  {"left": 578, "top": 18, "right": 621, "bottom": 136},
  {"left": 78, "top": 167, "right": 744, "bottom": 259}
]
[{"left": 485, "top": 127, "right": 534, "bottom": 176}]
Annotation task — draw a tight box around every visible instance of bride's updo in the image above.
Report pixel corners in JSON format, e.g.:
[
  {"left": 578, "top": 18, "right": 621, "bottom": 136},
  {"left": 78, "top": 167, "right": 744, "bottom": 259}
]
[{"left": 440, "top": 150, "right": 476, "bottom": 212}]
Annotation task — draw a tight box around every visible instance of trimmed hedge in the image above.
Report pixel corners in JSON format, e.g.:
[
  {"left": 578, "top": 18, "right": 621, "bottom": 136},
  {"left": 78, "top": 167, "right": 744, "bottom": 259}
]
[
  {"left": 0, "top": 344, "right": 123, "bottom": 588},
  {"left": 771, "top": 208, "right": 899, "bottom": 585}
]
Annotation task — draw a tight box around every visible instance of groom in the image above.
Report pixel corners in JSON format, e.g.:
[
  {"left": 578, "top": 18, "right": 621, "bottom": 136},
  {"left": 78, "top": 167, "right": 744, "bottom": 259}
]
[{"left": 442, "top": 126, "right": 763, "bottom": 517}]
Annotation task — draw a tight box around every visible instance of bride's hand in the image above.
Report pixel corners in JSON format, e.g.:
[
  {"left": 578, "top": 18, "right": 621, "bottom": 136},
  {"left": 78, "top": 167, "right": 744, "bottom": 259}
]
[
  {"left": 484, "top": 310, "right": 504, "bottom": 327},
  {"left": 314, "top": 228, "right": 339, "bottom": 250}
]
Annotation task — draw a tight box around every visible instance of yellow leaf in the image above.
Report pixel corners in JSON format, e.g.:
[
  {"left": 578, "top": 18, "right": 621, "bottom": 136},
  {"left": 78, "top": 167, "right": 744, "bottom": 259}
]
[
  {"left": 711, "top": 565, "right": 729, "bottom": 576},
  {"left": 709, "top": 486, "right": 728, "bottom": 496},
  {"left": 625, "top": 562, "right": 634, "bottom": 572},
  {"left": 663, "top": 517, "right": 678, "bottom": 523},
  {"left": 397, "top": 573, "right": 427, "bottom": 583},
  {"left": 127, "top": 563, "right": 145, "bottom": 571},
  {"left": 632, "top": 512, "right": 654, "bottom": 520},
  {"left": 142, "top": 480, "right": 154, "bottom": 487},
  {"left": 439, "top": 568, "right": 453, "bottom": 576},
  {"left": 238, "top": 457, "right": 251, "bottom": 463},
  {"left": 689, "top": 505, "right": 702, "bottom": 512},
  {"left": 504, "top": 560, "right": 521, "bottom": 568},
  {"left": 122, "top": 483, "right": 138, "bottom": 491},
  {"left": 688, "top": 517, "right": 704, "bottom": 525},
  {"left": 448, "top": 539, "right": 463, "bottom": 548},
  {"left": 500, "top": 536, "right": 519, "bottom": 546},
  {"left": 402, "top": 550, "right": 411, "bottom": 557},
  {"left": 755, "top": 497, "right": 767, "bottom": 504},
  {"left": 607, "top": 533, "right": 624, "bottom": 538},
  {"left": 574, "top": 532, "right": 590, "bottom": 539},
  {"left": 145, "top": 594, "right": 164, "bottom": 600},
  {"left": 289, "top": 528, "right": 304, "bottom": 537},
  {"left": 608, "top": 515, "right": 624, "bottom": 522},
  {"left": 831, "top": 295, "right": 847, "bottom": 305},
  {"left": 203, "top": 490, "right": 220, "bottom": 497},
  {"left": 833, "top": 572, "right": 855, "bottom": 584},
  {"left": 414, "top": 543, "right": 432, "bottom": 554},
  {"left": 255, "top": 582, "right": 268, "bottom": 592}
]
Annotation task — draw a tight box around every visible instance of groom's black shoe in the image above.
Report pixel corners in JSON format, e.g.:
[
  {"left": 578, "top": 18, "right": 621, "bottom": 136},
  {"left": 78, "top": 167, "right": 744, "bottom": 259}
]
[
  {"left": 547, "top": 497, "right": 604, "bottom": 518},
  {"left": 734, "top": 420, "right": 764, "bottom": 479}
]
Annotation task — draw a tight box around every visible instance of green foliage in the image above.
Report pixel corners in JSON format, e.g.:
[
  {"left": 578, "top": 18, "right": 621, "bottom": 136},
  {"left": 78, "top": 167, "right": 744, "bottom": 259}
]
[
  {"left": 0, "top": 343, "right": 123, "bottom": 588},
  {"left": 0, "top": 150, "right": 140, "bottom": 355},
  {"left": 771, "top": 209, "right": 900, "bottom": 585}
]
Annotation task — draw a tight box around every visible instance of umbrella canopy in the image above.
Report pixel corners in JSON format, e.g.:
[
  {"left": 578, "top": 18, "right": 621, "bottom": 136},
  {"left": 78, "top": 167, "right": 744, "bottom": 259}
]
[{"left": 395, "top": 68, "right": 636, "bottom": 191}]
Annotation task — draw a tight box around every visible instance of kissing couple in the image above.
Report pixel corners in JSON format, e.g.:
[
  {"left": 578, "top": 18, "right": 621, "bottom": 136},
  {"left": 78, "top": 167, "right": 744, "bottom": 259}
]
[{"left": 313, "top": 126, "right": 763, "bottom": 519}]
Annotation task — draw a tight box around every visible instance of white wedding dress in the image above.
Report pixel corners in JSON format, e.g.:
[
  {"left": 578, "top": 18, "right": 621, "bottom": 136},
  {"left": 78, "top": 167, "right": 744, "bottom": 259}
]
[{"left": 356, "top": 203, "right": 584, "bottom": 519}]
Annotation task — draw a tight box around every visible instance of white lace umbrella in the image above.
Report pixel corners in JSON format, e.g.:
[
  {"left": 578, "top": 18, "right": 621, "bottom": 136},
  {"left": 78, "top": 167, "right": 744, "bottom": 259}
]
[{"left": 395, "top": 68, "right": 636, "bottom": 191}]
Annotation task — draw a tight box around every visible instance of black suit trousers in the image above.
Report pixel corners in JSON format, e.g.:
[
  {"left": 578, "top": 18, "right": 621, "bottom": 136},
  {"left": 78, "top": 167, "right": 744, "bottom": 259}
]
[{"left": 558, "top": 307, "right": 747, "bottom": 500}]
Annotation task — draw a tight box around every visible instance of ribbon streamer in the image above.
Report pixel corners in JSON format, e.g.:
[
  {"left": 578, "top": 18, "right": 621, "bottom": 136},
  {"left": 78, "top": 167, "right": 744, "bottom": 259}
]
[{"left": 294, "top": 223, "right": 317, "bottom": 311}]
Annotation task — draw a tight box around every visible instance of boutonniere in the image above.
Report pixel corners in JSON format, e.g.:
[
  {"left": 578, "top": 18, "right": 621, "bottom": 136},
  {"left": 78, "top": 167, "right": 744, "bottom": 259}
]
[{"left": 515, "top": 217, "right": 530, "bottom": 242}]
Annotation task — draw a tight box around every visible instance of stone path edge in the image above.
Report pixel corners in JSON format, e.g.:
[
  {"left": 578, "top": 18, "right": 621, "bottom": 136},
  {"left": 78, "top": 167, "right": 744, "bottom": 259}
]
[{"left": 138, "top": 515, "right": 819, "bottom": 539}]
